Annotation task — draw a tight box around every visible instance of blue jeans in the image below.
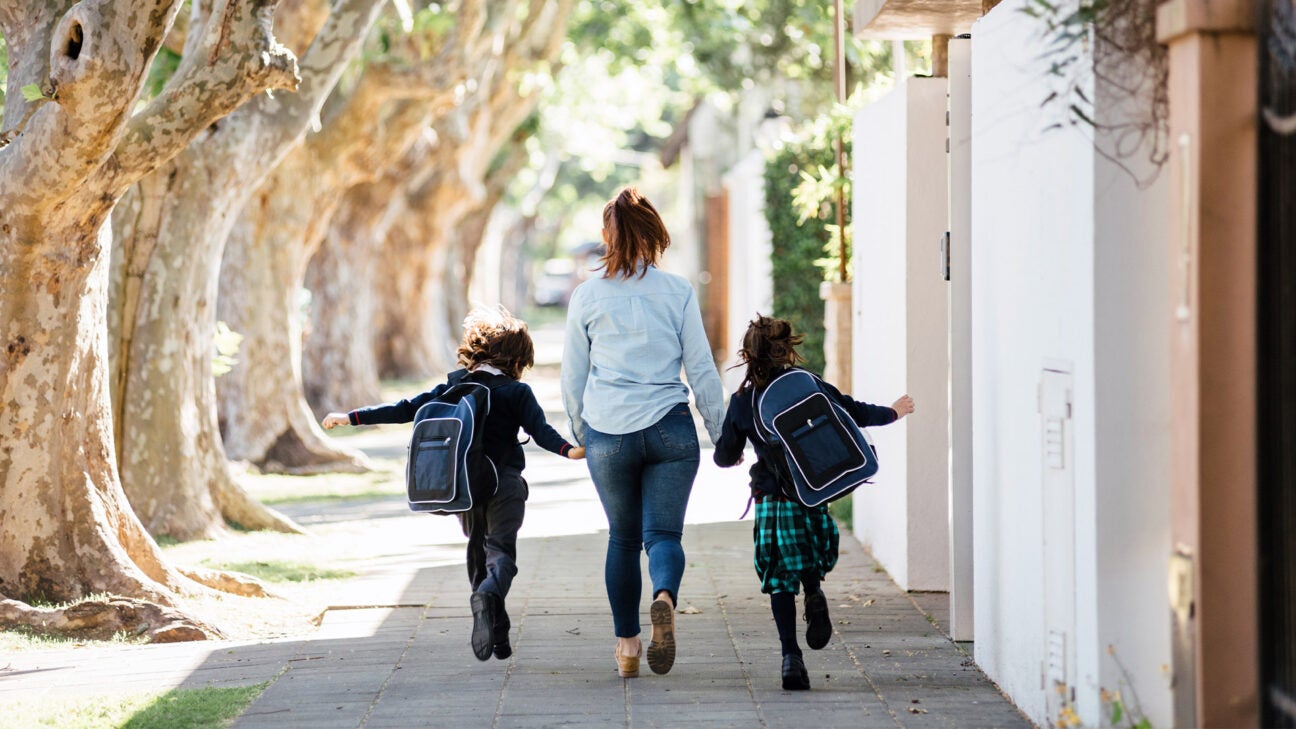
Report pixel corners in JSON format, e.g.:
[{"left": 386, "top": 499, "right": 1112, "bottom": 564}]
[{"left": 586, "top": 404, "right": 700, "bottom": 637}]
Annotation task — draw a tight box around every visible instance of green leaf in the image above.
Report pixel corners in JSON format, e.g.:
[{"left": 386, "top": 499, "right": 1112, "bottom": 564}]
[
  {"left": 214, "top": 321, "right": 244, "bottom": 357},
  {"left": 1110, "top": 698, "right": 1124, "bottom": 724},
  {"left": 212, "top": 321, "right": 244, "bottom": 378},
  {"left": 21, "top": 83, "right": 44, "bottom": 102},
  {"left": 1070, "top": 103, "right": 1096, "bottom": 127}
]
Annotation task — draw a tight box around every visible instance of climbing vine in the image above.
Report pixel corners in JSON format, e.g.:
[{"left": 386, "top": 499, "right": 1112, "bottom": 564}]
[
  {"left": 764, "top": 144, "right": 835, "bottom": 376},
  {"left": 1021, "top": 0, "right": 1169, "bottom": 184}
]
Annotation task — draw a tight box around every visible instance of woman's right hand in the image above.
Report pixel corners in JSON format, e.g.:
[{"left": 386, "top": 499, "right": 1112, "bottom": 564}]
[{"left": 321, "top": 413, "right": 350, "bottom": 430}]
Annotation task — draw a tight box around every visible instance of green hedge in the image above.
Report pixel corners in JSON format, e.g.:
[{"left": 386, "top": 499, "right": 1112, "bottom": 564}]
[{"left": 762, "top": 146, "right": 835, "bottom": 375}]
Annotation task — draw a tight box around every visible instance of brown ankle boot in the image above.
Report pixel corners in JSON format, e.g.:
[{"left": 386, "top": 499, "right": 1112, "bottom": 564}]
[{"left": 615, "top": 638, "right": 641, "bottom": 678}]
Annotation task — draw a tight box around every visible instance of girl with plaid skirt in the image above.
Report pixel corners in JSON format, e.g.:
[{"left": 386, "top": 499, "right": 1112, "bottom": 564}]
[{"left": 713, "top": 315, "right": 913, "bottom": 690}]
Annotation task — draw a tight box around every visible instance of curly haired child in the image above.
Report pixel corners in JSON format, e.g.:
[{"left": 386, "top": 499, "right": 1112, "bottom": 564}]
[
  {"left": 323, "top": 308, "right": 585, "bottom": 662},
  {"left": 713, "top": 314, "right": 913, "bottom": 690}
]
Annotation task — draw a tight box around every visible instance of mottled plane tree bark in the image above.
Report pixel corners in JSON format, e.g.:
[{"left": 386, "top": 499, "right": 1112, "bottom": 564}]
[
  {"left": 216, "top": 1, "right": 486, "bottom": 473},
  {"left": 301, "top": 167, "right": 410, "bottom": 417},
  {"left": 376, "top": 123, "right": 535, "bottom": 382},
  {"left": 109, "top": 0, "right": 388, "bottom": 541},
  {"left": 304, "top": 0, "right": 572, "bottom": 405},
  {"left": 370, "top": 0, "right": 574, "bottom": 381},
  {"left": 0, "top": 0, "right": 298, "bottom": 638}
]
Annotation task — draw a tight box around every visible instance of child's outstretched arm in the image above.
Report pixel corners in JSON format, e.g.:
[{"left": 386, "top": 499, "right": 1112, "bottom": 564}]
[
  {"left": 819, "top": 379, "right": 914, "bottom": 427},
  {"left": 320, "top": 384, "right": 448, "bottom": 430}
]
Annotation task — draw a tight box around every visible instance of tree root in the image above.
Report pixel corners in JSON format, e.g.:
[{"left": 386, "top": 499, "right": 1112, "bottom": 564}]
[
  {"left": 178, "top": 567, "right": 274, "bottom": 598},
  {"left": 211, "top": 474, "right": 305, "bottom": 535},
  {"left": 0, "top": 597, "right": 220, "bottom": 643},
  {"left": 258, "top": 424, "right": 371, "bottom": 476}
]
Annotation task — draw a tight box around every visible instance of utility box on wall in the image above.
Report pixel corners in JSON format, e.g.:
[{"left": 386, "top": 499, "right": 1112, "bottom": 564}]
[
  {"left": 1039, "top": 364, "right": 1077, "bottom": 716},
  {"left": 849, "top": 76, "right": 951, "bottom": 592}
]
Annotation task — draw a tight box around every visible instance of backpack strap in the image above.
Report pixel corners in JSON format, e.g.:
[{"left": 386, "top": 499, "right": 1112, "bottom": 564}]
[
  {"left": 750, "top": 388, "right": 777, "bottom": 449},
  {"left": 456, "top": 371, "right": 513, "bottom": 416},
  {"left": 751, "top": 368, "right": 815, "bottom": 444}
]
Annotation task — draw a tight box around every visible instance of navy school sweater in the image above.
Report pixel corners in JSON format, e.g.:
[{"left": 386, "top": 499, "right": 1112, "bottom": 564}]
[
  {"left": 712, "top": 368, "right": 897, "bottom": 495},
  {"left": 348, "top": 368, "right": 574, "bottom": 472}
]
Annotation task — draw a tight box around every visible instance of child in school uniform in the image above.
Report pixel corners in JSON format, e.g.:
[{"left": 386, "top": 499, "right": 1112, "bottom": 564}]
[
  {"left": 713, "top": 314, "right": 914, "bottom": 690},
  {"left": 322, "top": 309, "right": 585, "bottom": 662}
]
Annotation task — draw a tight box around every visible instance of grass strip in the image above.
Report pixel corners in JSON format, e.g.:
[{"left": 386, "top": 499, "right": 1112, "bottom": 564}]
[{"left": 8, "top": 683, "right": 267, "bottom": 729}]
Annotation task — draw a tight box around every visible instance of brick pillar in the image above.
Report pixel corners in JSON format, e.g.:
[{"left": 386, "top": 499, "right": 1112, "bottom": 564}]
[
  {"left": 820, "top": 281, "right": 853, "bottom": 389},
  {"left": 1157, "top": 0, "right": 1258, "bottom": 724}
]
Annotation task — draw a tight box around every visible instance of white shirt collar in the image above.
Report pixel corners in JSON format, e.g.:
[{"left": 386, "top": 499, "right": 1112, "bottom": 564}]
[{"left": 473, "top": 363, "right": 504, "bottom": 376}]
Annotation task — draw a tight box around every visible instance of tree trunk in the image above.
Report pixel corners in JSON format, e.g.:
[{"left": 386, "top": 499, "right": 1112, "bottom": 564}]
[
  {"left": 370, "top": 139, "right": 488, "bottom": 380},
  {"left": 215, "top": 181, "right": 372, "bottom": 474},
  {"left": 1, "top": 218, "right": 192, "bottom": 607},
  {"left": 219, "top": 0, "right": 491, "bottom": 447},
  {"left": 374, "top": 213, "right": 461, "bottom": 380},
  {"left": 111, "top": 0, "right": 388, "bottom": 539},
  {"left": 1, "top": 0, "right": 297, "bottom": 634},
  {"left": 217, "top": 90, "right": 443, "bottom": 471},
  {"left": 302, "top": 181, "right": 395, "bottom": 416},
  {"left": 306, "top": 0, "right": 573, "bottom": 393},
  {"left": 113, "top": 159, "right": 304, "bottom": 539}
]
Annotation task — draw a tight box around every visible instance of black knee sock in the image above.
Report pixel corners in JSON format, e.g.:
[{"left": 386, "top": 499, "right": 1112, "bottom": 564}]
[
  {"left": 770, "top": 592, "right": 802, "bottom": 656},
  {"left": 802, "top": 572, "right": 822, "bottom": 596}
]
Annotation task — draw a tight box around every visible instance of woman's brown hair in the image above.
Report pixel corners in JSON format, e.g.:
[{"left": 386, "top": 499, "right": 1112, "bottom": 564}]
[
  {"left": 735, "top": 314, "right": 805, "bottom": 393},
  {"left": 456, "top": 308, "right": 535, "bottom": 380},
  {"left": 600, "top": 187, "right": 670, "bottom": 279}
]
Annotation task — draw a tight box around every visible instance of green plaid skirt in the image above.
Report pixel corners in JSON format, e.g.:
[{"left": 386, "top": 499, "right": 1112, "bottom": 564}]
[{"left": 752, "top": 498, "right": 839, "bottom": 594}]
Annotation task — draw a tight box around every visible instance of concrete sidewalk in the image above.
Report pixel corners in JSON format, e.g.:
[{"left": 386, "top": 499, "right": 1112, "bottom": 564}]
[
  {"left": 1, "top": 517, "right": 1029, "bottom": 728},
  {"left": 227, "top": 522, "right": 1030, "bottom": 729},
  {"left": 1, "top": 326, "right": 1031, "bottom": 727}
]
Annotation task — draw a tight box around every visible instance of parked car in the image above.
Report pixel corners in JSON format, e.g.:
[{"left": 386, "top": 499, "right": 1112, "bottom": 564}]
[{"left": 533, "top": 257, "right": 578, "bottom": 307}]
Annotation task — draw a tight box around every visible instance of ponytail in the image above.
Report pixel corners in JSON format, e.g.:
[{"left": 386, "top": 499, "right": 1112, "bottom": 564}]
[
  {"left": 735, "top": 314, "right": 805, "bottom": 392},
  {"left": 600, "top": 187, "right": 671, "bottom": 279}
]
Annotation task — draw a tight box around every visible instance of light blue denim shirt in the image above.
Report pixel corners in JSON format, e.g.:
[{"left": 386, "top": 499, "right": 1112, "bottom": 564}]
[{"left": 561, "top": 266, "right": 725, "bottom": 447}]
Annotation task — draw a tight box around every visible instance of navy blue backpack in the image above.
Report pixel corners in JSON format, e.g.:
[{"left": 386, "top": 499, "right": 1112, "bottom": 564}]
[
  {"left": 405, "top": 380, "right": 499, "bottom": 514},
  {"left": 753, "top": 369, "right": 879, "bottom": 507}
]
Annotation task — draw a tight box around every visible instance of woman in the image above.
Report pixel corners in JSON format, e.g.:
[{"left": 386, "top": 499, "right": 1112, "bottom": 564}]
[{"left": 561, "top": 187, "right": 725, "bottom": 678}]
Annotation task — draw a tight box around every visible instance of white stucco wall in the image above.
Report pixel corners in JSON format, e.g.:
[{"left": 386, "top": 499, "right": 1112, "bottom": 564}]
[
  {"left": 970, "top": 2, "right": 1176, "bottom": 726},
  {"left": 850, "top": 77, "right": 950, "bottom": 592},
  {"left": 1092, "top": 103, "right": 1174, "bottom": 727},
  {"left": 721, "top": 150, "right": 774, "bottom": 393},
  {"left": 970, "top": 2, "right": 1099, "bottom": 725}
]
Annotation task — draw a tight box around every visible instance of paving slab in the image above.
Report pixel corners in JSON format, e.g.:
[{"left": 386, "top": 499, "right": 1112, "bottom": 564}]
[{"left": 1, "top": 371, "right": 1031, "bottom": 729}]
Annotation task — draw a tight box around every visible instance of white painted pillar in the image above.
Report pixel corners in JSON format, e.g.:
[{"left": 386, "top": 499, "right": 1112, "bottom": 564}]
[
  {"left": 947, "top": 37, "right": 975, "bottom": 642},
  {"left": 721, "top": 151, "right": 773, "bottom": 392},
  {"left": 850, "top": 77, "right": 951, "bottom": 591}
]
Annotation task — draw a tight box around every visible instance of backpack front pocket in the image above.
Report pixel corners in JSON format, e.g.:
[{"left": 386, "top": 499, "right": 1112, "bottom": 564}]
[
  {"left": 408, "top": 420, "right": 461, "bottom": 504},
  {"left": 776, "top": 396, "right": 866, "bottom": 488}
]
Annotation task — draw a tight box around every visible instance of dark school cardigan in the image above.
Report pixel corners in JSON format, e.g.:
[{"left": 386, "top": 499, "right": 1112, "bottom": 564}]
[
  {"left": 712, "top": 368, "right": 898, "bottom": 497},
  {"left": 348, "top": 368, "right": 574, "bottom": 471}
]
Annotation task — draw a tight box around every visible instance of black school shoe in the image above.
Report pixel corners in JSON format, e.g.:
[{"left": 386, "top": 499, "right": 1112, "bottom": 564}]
[
  {"left": 470, "top": 591, "right": 496, "bottom": 661},
  {"left": 492, "top": 606, "right": 512, "bottom": 660},
  {"left": 804, "top": 591, "right": 832, "bottom": 650},
  {"left": 782, "top": 653, "right": 811, "bottom": 690}
]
